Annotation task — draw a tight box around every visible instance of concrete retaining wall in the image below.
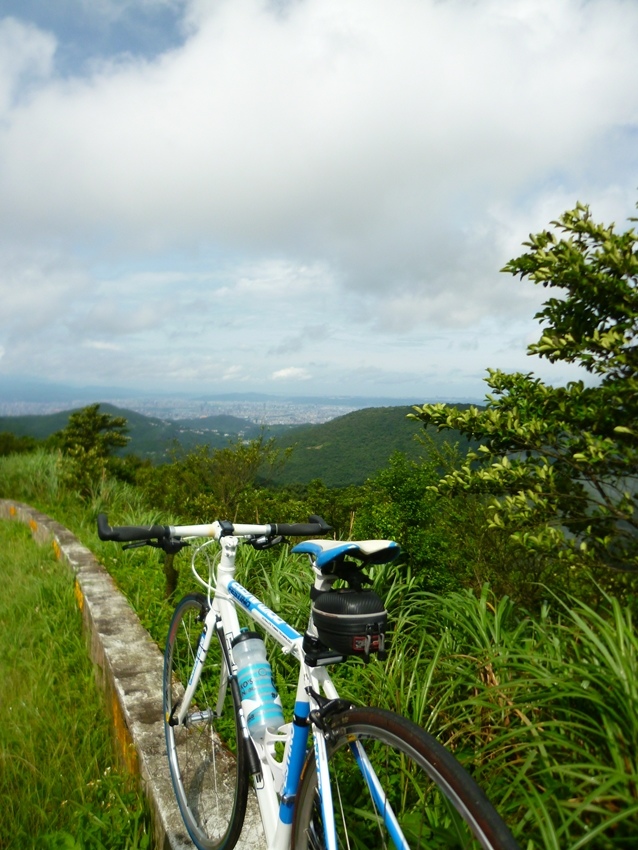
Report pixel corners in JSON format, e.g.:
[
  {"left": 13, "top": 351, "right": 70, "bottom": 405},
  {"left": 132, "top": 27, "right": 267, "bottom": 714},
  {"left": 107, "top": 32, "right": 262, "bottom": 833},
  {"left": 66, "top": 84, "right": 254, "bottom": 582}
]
[{"left": 0, "top": 499, "right": 200, "bottom": 850}]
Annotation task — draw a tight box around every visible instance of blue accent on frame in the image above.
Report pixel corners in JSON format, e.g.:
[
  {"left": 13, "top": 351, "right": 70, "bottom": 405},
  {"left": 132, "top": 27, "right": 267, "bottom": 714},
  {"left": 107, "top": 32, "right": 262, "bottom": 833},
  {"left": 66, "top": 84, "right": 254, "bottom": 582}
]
[
  {"left": 294, "top": 700, "right": 310, "bottom": 719},
  {"left": 279, "top": 799, "right": 295, "bottom": 825},
  {"left": 279, "top": 710, "right": 311, "bottom": 825},
  {"left": 350, "top": 741, "right": 409, "bottom": 850},
  {"left": 228, "top": 580, "right": 301, "bottom": 642}
]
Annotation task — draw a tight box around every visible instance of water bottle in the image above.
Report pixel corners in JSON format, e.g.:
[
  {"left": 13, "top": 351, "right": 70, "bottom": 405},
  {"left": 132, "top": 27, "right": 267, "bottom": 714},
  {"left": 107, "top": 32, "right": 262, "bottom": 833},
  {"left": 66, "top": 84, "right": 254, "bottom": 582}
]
[{"left": 232, "top": 631, "right": 284, "bottom": 741}]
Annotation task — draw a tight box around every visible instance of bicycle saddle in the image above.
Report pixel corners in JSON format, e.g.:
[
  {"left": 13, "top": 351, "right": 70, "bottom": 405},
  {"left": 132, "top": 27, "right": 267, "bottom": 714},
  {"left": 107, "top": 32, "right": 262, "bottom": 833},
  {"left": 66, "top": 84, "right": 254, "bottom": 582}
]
[{"left": 291, "top": 539, "right": 400, "bottom": 570}]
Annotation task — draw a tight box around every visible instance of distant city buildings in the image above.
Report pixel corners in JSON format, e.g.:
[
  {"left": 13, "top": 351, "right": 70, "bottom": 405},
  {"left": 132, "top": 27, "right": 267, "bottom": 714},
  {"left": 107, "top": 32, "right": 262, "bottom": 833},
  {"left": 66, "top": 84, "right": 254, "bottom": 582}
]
[{"left": 0, "top": 397, "right": 360, "bottom": 425}]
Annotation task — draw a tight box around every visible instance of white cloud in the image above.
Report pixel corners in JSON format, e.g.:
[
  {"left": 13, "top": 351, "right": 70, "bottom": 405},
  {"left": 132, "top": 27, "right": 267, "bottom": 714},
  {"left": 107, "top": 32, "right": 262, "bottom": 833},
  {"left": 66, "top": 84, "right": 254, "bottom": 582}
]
[
  {"left": 2, "top": 2, "right": 636, "bottom": 253},
  {"left": 0, "top": 247, "right": 90, "bottom": 335},
  {"left": 272, "top": 367, "right": 312, "bottom": 381},
  {"left": 83, "top": 339, "right": 121, "bottom": 351},
  {"left": 221, "top": 365, "right": 247, "bottom": 381},
  {"left": 0, "top": 0, "right": 636, "bottom": 397},
  {"left": 268, "top": 324, "right": 329, "bottom": 356}
]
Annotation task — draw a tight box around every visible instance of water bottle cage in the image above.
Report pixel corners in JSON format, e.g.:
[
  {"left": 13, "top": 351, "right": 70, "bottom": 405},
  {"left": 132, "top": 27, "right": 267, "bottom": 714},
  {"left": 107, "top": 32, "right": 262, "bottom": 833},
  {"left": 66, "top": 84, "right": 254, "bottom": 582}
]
[{"left": 232, "top": 631, "right": 284, "bottom": 741}]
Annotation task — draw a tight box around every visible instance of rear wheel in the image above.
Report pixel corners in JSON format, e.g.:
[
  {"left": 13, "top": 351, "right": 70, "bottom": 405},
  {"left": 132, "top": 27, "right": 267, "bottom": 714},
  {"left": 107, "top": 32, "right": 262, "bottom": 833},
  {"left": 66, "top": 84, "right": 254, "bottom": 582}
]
[
  {"left": 163, "top": 594, "right": 248, "bottom": 850},
  {"left": 292, "top": 706, "right": 519, "bottom": 850}
]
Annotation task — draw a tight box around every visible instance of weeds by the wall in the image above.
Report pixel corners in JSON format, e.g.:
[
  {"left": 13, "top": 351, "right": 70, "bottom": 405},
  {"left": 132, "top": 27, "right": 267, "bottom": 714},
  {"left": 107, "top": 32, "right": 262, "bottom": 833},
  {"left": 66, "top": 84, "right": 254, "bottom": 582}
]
[{"left": 0, "top": 520, "right": 150, "bottom": 849}]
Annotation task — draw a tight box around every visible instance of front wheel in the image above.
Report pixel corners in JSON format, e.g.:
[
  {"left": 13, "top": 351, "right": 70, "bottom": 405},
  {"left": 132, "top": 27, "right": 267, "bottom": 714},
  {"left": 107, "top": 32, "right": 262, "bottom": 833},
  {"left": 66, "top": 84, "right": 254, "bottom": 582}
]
[
  {"left": 163, "top": 594, "right": 248, "bottom": 850},
  {"left": 292, "top": 706, "right": 519, "bottom": 850}
]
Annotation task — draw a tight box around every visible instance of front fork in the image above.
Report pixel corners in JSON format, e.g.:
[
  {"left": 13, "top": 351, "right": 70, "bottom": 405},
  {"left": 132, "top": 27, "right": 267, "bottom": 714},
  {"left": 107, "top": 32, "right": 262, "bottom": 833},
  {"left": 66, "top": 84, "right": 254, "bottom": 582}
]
[{"left": 306, "top": 679, "right": 409, "bottom": 850}]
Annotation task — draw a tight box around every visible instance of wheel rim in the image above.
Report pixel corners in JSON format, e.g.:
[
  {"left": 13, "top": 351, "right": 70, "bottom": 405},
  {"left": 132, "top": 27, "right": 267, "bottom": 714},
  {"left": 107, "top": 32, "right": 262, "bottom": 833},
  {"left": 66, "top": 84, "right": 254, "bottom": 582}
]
[
  {"left": 164, "top": 597, "right": 245, "bottom": 850},
  {"left": 293, "top": 711, "right": 515, "bottom": 850}
]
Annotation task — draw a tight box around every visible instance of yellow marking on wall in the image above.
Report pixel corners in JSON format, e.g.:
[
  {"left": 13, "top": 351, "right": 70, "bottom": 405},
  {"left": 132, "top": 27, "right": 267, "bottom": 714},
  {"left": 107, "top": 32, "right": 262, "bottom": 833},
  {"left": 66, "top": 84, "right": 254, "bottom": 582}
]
[
  {"left": 9, "top": 505, "right": 16, "bottom": 517},
  {"left": 29, "top": 519, "right": 38, "bottom": 533},
  {"left": 111, "top": 693, "right": 139, "bottom": 775},
  {"left": 52, "top": 539, "right": 62, "bottom": 560},
  {"left": 74, "top": 580, "right": 84, "bottom": 612}
]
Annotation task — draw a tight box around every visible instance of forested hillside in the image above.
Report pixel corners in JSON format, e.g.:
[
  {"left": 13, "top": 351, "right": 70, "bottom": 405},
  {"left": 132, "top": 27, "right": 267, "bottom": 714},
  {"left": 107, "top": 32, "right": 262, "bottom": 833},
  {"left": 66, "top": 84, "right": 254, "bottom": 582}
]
[
  {"left": 0, "top": 403, "right": 471, "bottom": 486},
  {"left": 269, "top": 406, "right": 474, "bottom": 486},
  {"left": 0, "top": 404, "right": 268, "bottom": 459}
]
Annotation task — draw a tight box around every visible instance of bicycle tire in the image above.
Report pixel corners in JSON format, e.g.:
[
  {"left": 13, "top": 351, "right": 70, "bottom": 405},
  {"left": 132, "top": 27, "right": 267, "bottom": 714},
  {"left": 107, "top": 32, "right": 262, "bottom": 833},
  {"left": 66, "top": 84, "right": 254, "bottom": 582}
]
[
  {"left": 163, "top": 594, "right": 249, "bottom": 850},
  {"left": 292, "top": 706, "right": 519, "bottom": 850}
]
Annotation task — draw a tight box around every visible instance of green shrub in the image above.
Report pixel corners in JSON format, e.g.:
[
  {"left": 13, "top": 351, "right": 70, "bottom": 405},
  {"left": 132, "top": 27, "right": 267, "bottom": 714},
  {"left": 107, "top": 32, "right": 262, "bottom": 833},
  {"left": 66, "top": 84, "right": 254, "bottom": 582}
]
[{"left": 0, "top": 431, "right": 39, "bottom": 456}]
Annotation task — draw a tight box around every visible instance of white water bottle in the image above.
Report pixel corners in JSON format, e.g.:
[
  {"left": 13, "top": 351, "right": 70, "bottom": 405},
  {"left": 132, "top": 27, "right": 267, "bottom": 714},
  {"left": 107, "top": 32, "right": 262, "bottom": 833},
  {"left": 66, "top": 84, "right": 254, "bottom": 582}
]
[{"left": 232, "top": 631, "right": 284, "bottom": 741}]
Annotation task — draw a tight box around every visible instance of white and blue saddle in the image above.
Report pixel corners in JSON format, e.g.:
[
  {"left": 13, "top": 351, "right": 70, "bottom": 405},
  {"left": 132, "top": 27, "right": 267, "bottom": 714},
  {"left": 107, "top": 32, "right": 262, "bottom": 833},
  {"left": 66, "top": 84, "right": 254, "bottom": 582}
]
[{"left": 292, "top": 538, "right": 400, "bottom": 571}]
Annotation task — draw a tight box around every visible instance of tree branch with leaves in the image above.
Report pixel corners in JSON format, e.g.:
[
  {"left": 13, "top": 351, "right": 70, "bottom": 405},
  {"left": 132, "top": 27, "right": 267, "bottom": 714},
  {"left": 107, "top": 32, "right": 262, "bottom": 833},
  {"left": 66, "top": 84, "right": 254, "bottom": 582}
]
[{"left": 411, "top": 203, "right": 638, "bottom": 571}]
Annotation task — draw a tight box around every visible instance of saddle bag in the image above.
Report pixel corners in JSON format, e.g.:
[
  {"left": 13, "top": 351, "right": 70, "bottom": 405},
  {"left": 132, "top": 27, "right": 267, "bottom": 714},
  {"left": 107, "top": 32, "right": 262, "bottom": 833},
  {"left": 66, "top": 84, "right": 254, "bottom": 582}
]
[{"left": 312, "top": 588, "right": 388, "bottom": 661}]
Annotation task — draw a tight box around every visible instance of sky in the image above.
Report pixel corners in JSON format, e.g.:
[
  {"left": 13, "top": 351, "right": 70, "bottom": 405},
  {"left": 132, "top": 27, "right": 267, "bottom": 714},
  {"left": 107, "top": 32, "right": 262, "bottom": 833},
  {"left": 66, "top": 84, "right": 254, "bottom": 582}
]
[{"left": 1, "top": 0, "right": 637, "bottom": 403}]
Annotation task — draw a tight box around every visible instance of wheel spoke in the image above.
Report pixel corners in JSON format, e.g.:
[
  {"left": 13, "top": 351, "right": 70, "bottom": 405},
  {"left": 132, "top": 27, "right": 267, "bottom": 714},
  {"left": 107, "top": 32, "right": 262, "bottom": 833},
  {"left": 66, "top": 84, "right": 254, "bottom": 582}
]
[
  {"left": 163, "top": 594, "right": 248, "bottom": 850},
  {"left": 293, "top": 707, "right": 519, "bottom": 850}
]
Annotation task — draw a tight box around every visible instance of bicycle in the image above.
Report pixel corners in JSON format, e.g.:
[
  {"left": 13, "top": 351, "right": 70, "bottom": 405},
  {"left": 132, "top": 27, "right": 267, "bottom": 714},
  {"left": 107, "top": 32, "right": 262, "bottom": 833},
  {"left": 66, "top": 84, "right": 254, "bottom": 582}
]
[{"left": 97, "top": 513, "right": 519, "bottom": 850}]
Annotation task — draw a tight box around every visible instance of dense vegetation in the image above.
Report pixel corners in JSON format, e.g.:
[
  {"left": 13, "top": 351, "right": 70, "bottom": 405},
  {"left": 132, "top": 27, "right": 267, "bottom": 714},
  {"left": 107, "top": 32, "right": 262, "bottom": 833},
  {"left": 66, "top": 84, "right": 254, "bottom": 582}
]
[
  {"left": 2, "top": 448, "right": 637, "bottom": 849},
  {"left": 0, "top": 519, "right": 150, "bottom": 850},
  {"left": 267, "top": 405, "right": 475, "bottom": 486},
  {"left": 1, "top": 201, "right": 636, "bottom": 848},
  {"left": 0, "top": 404, "right": 268, "bottom": 462}
]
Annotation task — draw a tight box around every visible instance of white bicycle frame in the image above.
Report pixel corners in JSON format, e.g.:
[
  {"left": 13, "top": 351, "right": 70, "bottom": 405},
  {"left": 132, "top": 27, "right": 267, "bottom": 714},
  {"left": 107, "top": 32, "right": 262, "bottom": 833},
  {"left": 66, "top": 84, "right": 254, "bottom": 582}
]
[{"left": 168, "top": 521, "right": 408, "bottom": 850}]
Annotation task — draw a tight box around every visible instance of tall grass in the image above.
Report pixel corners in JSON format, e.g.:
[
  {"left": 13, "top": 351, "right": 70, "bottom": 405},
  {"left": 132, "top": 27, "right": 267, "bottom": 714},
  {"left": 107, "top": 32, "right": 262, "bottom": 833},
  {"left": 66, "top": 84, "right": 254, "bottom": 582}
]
[
  {"left": 230, "top": 548, "right": 638, "bottom": 847},
  {"left": 0, "top": 519, "right": 150, "bottom": 849},
  {"left": 0, "top": 450, "right": 176, "bottom": 640},
  {"left": 357, "top": 579, "right": 638, "bottom": 849},
  {"left": 0, "top": 448, "right": 63, "bottom": 506}
]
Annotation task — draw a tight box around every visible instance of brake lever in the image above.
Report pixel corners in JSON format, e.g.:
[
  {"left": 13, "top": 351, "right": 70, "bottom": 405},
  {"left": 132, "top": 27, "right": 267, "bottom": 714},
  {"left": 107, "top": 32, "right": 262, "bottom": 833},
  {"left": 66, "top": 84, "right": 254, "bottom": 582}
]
[
  {"left": 249, "top": 535, "right": 287, "bottom": 551},
  {"left": 123, "top": 540, "right": 150, "bottom": 551}
]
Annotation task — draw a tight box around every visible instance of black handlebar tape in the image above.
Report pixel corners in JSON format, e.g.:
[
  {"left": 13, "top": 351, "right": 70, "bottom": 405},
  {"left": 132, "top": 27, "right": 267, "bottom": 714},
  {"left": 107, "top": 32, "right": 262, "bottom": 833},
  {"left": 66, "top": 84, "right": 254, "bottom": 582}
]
[{"left": 97, "top": 513, "right": 170, "bottom": 543}]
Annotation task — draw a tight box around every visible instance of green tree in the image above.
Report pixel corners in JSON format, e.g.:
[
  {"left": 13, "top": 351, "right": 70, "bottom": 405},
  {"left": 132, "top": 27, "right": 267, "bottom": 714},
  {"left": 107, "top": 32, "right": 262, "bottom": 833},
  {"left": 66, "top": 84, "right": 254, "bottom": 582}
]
[
  {"left": 352, "top": 451, "right": 455, "bottom": 592},
  {"left": 411, "top": 202, "right": 638, "bottom": 574},
  {"left": 56, "top": 404, "right": 129, "bottom": 458},
  {"left": 351, "top": 445, "right": 532, "bottom": 599},
  {"left": 54, "top": 404, "right": 130, "bottom": 498}
]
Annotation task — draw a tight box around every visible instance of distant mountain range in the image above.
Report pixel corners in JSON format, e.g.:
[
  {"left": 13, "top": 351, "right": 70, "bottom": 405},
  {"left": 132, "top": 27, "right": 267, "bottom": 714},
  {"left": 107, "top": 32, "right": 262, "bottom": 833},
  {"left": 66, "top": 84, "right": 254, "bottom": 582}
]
[
  {"left": 0, "top": 404, "right": 272, "bottom": 456},
  {"left": 0, "top": 402, "right": 475, "bottom": 487}
]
